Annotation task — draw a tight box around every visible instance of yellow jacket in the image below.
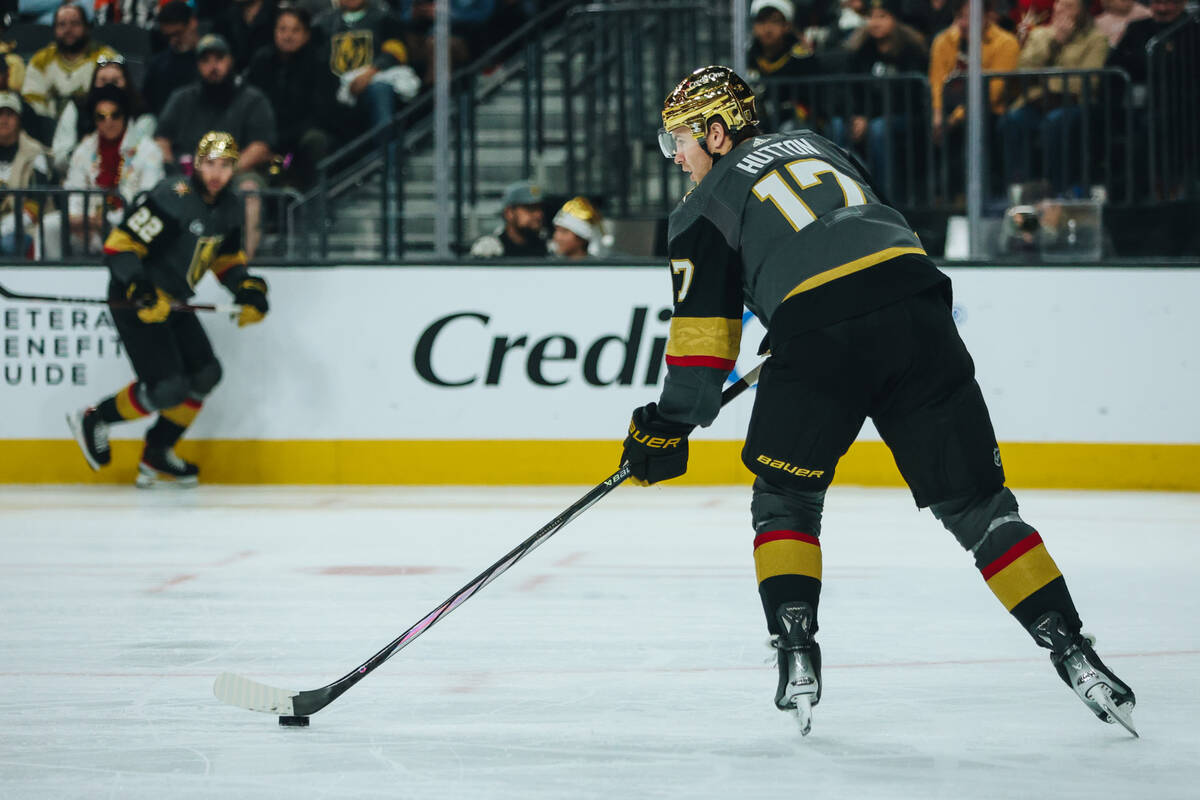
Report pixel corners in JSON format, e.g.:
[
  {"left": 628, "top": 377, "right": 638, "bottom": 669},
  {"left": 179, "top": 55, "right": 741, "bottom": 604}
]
[{"left": 929, "top": 23, "right": 1020, "bottom": 123}]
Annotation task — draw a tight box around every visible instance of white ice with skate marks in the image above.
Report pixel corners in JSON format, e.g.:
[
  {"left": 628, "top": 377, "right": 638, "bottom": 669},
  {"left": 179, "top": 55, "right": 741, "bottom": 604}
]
[{"left": 0, "top": 485, "right": 1197, "bottom": 799}]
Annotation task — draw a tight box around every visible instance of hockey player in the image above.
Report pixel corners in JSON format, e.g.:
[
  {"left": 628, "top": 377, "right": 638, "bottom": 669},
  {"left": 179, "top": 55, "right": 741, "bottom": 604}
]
[
  {"left": 618, "top": 66, "right": 1136, "bottom": 736},
  {"left": 67, "top": 131, "right": 269, "bottom": 488}
]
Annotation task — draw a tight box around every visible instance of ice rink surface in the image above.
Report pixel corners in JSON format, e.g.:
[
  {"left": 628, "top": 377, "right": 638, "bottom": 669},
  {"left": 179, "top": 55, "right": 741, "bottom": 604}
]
[{"left": 1, "top": 484, "right": 1198, "bottom": 800}]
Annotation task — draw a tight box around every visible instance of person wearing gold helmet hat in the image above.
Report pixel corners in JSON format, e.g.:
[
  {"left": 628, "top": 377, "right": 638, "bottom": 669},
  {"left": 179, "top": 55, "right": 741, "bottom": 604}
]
[
  {"left": 618, "top": 66, "right": 1136, "bottom": 738},
  {"left": 67, "top": 130, "right": 272, "bottom": 488},
  {"left": 551, "top": 196, "right": 605, "bottom": 260}
]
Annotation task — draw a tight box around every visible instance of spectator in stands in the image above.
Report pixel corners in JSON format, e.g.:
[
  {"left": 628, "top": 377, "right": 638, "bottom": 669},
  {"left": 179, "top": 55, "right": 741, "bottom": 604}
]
[
  {"left": 397, "top": 0, "right": 492, "bottom": 85},
  {"left": 142, "top": 1, "right": 200, "bottom": 116},
  {"left": 825, "top": 0, "right": 869, "bottom": 48},
  {"left": 999, "top": 0, "right": 1108, "bottom": 193},
  {"left": 1106, "top": 0, "right": 1187, "bottom": 83},
  {"left": 1094, "top": 0, "right": 1152, "bottom": 46},
  {"left": 469, "top": 179, "right": 548, "bottom": 258},
  {"left": 94, "top": 0, "right": 164, "bottom": 28},
  {"left": 52, "top": 55, "right": 152, "bottom": 176},
  {"left": 316, "top": 0, "right": 419, "bottom": 139},
  {"left": 745, "top": 0, "right": 821, "bottom": 131},
  {"left": 213, "top": 0, "right": 279, "bottom": 72},
  {"left": 931, "top": 0, "right": 1019, "bottom": 141},
  {"left": 829, "top": 0, "right": 928, "bottom": 200},
  {"left": 21, "top": 3, "right": 119, "bottom": 140},
  {"left": 1013, "top": 0, "right": 1055, "bottom": 44},
  {"left": 551, "top": 196, "right": 605, "bottom": 260},
  {"left": 155, "top": 33, "right": 276, "bottom": 256},
  {"left": 60, "top": 84, "right": 163, "bottom": 250},
  {"left": 0, "top": 36, "right": 25, "bottom": 92},
  {"left": 930, "top": 0, "right": 1019, "bottom": 194},
  {"left": 903, "top": 0, "right": 956, "bottom": 41},
  {"left": 0, "top": 91, "right": 52, "bottom": 257},
  {"left": 245, "top": 5, "right": 335, "bottom": 189}
]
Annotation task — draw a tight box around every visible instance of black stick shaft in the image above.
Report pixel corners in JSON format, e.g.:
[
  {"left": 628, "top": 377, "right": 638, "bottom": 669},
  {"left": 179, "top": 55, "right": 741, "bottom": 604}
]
[
  {"left": 0, "top": 281, "right": 230, "bottom": 313},
  {"left": 293, "top": 363, "right": 764, "bottom": 715}
]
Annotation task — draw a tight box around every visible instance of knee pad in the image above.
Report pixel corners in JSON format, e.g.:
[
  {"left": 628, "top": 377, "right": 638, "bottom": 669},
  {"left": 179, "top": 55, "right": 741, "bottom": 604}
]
[
  {"left": 144, "top": 375, "right": 189, "bottom": 411},
  {"left": 751, "top": 476, "right": 827, "bottom": 536},
  {"left": 188, "top": 360, "right": 222, "bottom": 397},
  {"left": 931, "top": 487, "right": 1034, "bottom": 563}
]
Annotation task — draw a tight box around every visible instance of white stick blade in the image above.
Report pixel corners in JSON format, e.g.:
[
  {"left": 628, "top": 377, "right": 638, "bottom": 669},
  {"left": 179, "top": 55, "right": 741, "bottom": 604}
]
[{"left": 214, "top": 672, "right": 298, "bottom": 715}]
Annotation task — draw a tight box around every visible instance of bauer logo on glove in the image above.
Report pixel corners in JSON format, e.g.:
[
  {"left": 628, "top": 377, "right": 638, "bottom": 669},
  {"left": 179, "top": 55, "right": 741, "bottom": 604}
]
[{"left": 621, "top": 403, "right": 695, "bottom": 485}]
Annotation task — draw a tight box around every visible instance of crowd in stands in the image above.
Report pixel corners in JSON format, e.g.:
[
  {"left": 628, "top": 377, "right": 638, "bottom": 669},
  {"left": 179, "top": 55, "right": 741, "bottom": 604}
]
[
  {"left": 0, "top": 0, "right": 540, "bottom": 257},
  {"left": 745, "top": 0, "right": 1197, "bottom": 201}
]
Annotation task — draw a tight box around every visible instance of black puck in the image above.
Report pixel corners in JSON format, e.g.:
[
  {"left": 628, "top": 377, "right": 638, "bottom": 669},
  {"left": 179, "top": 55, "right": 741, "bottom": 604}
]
[{"left": 278, "top": 715, "right": 310, "bottom": 727}]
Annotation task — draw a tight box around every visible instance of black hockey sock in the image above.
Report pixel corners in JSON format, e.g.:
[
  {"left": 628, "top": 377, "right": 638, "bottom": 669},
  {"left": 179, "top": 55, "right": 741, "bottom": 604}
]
[
  {"left": 145, "top": 398, "right": 203, "bottom": 449},
  {"left": 754, "top": 530, "right": 823, "bottom": 637}
]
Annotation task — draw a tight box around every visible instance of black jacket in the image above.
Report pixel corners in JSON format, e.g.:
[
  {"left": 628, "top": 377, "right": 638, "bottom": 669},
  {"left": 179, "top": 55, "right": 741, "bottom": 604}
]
[{"left": 245, "top": 42, "right": 337, "bottom": 151}]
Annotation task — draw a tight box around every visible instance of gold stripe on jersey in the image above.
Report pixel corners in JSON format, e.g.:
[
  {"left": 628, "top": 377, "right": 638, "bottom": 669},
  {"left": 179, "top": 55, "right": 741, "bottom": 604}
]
[
  {"left": 665, "top": 316, "right": 742, "bottom": 362},
  {"left": 382, "top": 39, "right": 408, "bottom": 63},
  {"left": 212, "top": 252, "right": 247, "bottom": 278},
  {"left": 782, "top": 246, "right": 927, "bottom": 302},
  {"left": 102, "top": 228, "right": 149, "bottom": 258}
]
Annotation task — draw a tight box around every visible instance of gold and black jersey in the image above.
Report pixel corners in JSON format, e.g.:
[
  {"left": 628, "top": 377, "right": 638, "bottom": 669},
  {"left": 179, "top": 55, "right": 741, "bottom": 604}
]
[
  {"left": 102, "top": 176, "right": 249, "bottom": 300},
  {"left": 657, "top": 131, "right": 947, "bottom": 427},
  {"left": 319, "top": 6, "right": 409, "bottom": 77}
]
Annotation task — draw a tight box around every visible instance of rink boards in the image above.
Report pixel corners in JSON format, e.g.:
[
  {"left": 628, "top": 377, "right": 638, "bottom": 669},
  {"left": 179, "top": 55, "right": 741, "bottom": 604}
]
[{"left": 1, "top": 264, "right": 1197, "bottom": 489}]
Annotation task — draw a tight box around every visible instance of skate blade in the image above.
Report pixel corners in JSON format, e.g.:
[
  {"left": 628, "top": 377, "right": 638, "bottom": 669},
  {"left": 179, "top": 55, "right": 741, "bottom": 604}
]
[
  {"left": 791, "top": 695, "right": 814, "bottom": 736},
  {"left": 136, "top": 468, "right": 199, "bottom": 489},
  {"left": 1088, "top": 684, "right": 1138, "bottom": 738},
  {"left": 66, "top": 412, "right": 101, "bottom": 472}
]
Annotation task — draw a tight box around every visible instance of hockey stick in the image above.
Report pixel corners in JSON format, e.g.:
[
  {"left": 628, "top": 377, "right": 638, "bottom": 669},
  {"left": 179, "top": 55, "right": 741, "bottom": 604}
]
[
  {"left": 214, "top": 362, "right": 764, "bottom": 722},
  {"left": 0, "top": 282, "right": 239, "bottom": 315}
]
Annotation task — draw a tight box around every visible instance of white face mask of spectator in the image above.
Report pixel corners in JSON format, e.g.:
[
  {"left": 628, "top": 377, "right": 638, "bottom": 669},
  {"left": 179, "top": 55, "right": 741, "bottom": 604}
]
[{"left": 342, "top": 9, "right": 368, "bottom": 23}]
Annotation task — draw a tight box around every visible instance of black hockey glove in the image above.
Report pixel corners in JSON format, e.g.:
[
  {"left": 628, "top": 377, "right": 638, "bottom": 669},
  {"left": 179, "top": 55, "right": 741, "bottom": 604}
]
[
  {"left": 621, "top": 402, "right": 694, "bottom": 485},
  {"left": 233, "top": 276, "right": 269, "bottom": 328},
  {"left": 125, "top": 277, "right": 170, "bottom": 323}
]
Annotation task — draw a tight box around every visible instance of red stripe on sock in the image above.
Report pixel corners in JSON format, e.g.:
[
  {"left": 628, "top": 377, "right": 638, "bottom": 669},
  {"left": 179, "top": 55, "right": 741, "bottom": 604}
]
[
  {"left": 183, "top": 398, "right": 203, "bottom": 410},
  {"left": 664, "top": 355, "right": 737, "bottom": 371},
  {"left": 125, "top": 384, "right": 150, "bottom": 416},
  {"left": 753, "top": 530, "right": 820, "bottom": 549},
  {"left": 980, "top": 532, "right": 1044, "bottom": 580}
]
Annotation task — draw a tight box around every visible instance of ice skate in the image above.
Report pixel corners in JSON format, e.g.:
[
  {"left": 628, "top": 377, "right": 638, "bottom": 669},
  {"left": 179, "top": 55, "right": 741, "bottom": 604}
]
[
  {"left": 771, "top": 602, "right": 822, "bottom": 736},
  {"left": 1030, "top": 611, "right": 1138, "bottom": 737},
  {"left": 67, "top": 407, "right": 110, "bottom": 471},
  {"left": 137, "top": 446, "right": 199, "bottom": 488}
]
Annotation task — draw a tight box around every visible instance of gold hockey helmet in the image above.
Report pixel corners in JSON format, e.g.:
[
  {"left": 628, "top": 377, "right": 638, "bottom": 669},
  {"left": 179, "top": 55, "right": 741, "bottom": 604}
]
[
  {"left": 195, "top": 131, "right": 240, "bottom": 163},
  {"left": 658, "top": 66, "right": 758, "bottom": 158}
]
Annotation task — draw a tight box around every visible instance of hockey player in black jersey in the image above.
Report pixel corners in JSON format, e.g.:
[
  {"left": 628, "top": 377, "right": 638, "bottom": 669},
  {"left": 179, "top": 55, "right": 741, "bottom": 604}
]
[
  {"left": 67, "top": 131, "right": 269, "bottom": 488},
  {"left": 619, "top": 66, "right": 1136, "bottom": 737}
]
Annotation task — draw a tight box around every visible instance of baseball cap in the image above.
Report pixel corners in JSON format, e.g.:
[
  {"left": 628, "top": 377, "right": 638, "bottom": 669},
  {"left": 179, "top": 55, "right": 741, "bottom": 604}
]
[
  {"left": 196, "top": 33, "right": 231, "bottom": 57},
  {"left": 0, "top": 92, "right": 21, "bottom": 114},
  {"left": 502, "top": 180, "right": 543, "bottom": 208},
  {"left": 751, "top": 0, "right": 795, "bottom": 22}
]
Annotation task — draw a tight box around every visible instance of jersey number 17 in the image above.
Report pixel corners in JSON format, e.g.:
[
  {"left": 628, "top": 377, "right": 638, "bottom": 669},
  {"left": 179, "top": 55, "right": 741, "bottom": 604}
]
[{"left": 751, "top": 158, "right": 866, "bottom": 233}]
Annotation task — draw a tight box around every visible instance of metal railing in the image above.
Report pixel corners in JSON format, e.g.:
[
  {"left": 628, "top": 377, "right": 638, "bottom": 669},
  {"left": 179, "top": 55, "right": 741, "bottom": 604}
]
[
  {"left": 960, "top": 67, "right": 1136, "bottom": 205},
  {"left": 560, "top": 1, "right": 725, "bottom": 217},
  {"left": 1147, "top": 11, "right": 1200, "bottom": 200},
  {"left": 291, "top": 0, "right": 590, "bottom": 260},
  {"left": 0, "top": 186, "right": 304, "bottom": 264},
  {"left": 759, "top": 68, "right": 1137, "bottom": 208}
]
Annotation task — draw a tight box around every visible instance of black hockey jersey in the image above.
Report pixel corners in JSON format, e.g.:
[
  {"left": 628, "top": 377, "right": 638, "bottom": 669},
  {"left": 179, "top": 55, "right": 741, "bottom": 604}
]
[
  {"left": 102, "top": 176, "right": 249, "bottom": 300},
  {"left": 658, "top": 130, "right": 947, "bottom": 427}
]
